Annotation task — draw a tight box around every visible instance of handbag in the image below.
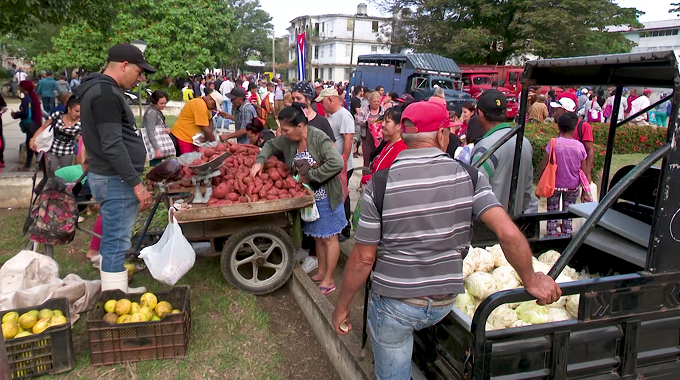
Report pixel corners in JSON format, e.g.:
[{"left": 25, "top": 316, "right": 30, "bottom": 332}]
[
  {"left": 536, "top": 138, "right": 558, "bottom": 198},
  {"left": 141, "top": 120, "right": 176, "bottom": 159},
  {"left": 34, "top": 118, "right": 58, "bottom": 153}
]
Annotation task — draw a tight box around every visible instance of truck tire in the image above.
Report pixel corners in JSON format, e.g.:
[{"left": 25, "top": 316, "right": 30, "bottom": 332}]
[{"left": 220, "top": 226, "right": 295, "bottom": 295}]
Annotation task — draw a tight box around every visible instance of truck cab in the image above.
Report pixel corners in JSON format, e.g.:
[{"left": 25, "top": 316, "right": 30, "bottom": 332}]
[
  {"left": 462, "top": 71, "right": 519, "bottom": 119},
  {"left": 409, "top": 74, "right": 470, "bottom": 108},
  {"left": 413, "top": 50, "right": 680, "bottom": 379}
]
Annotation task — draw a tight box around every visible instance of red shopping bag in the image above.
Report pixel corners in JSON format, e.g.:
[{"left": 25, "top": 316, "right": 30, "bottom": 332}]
[{"left": 536, "top": 138, "right": 557, "bottom": 198}]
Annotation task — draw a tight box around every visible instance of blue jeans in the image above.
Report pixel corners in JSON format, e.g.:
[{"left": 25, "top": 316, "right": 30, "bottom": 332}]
[
  {"left": 88, "top": 173, "right": 139, "bottom": 273},
  {"left": 41, "top": 96, "right": 55, "bottom": 114},
  {"left": 368, "top": 291, "right": 453, "bottom": 380},
  {"left": 223, "top": 98, "right": 233, "bottom": 123}
]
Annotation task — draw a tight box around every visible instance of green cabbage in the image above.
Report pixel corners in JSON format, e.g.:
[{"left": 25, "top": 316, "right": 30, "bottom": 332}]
[
  {"left": 488, "top": 305, "right": 518, "bottom": 329},
  {"left": 566, "top": 294, "right": 580, "bottom": 317},
  {"left": 454, "top": 292, "right": 476, "bottom": 318},
  {"left": 465, "top": 247, "right": 495, "bottom": 273},
  {"left": 548, "top": 307, "right": 571, "bottom": 322},
  {"left": 465, "top": 272, "right": 498, "bottom": 299},
  {"left": 515, "top": 301, "right": 550, "bottom": 324},
  {"left": 492, "top": 266, "right": 521, "bottom": 289},
  {"left": 486, "top": 244, "right": 509, "bottom": 267}
]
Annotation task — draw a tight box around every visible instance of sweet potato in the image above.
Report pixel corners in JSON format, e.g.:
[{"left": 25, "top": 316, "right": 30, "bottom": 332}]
[
  {"left": 243, "top": 177, "right": 253, "bottom": 185},
  {"left": 244, "top": 158, "right": 255, "bottom": 167},
  {"left": 239, "top": 196, "right": 248, "bottom": 203},
  {"left": 203, "top": 147, "right": 216, "bottom": 157},
  {"left": 269, "top": 171, "right": 281, "bottom": 181},
  {"left": 190, "top": 159, "right": 203, "bottom": 166},
  {"left": 260, "top": 173, "right": 270, "bottom": 181},
  {"left": 254, "top": 177, "right": 263, "bottom": 187},
  {"left": 276, "top": 162, "right": 288, "bottom": 171},
  {"left": 284, "top": 177, "right": 297, "bottom": 189},
  {"left": 258, "top": 188, "right": 267, "bottom": 198},
  {"left": 266, "top": 195, "right": 279, "bottom": 200},
  {"left": 247, "top": 183, "right": 255, "bottom": 197},
  {"left": 226, "top": 193, "right": 239, "bottom": 201},
  {"left": 252, "top": 184, "right": 263, "bottom": 195},
  {"left": 278, "top": 194, "right": 292, "bottom": 199},
  {"left": 229, "top": 145, "right": 239, "bottom": 153},
  {"left": 212, "top": 183, "right": 228, "bottom": 199},
  {"left": 288, "top": 188, "right": 297, "bottom": 195},
  {"left": 274, "top": 180, "right": 283, "bottom": 189},
  {"left": 251, "top": 194, "right": 260, "bottom": 202}
]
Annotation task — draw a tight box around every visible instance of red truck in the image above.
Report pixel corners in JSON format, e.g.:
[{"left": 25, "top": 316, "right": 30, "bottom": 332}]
[{"left": 458, "top": 66, "right": 523, "bottom": 119}]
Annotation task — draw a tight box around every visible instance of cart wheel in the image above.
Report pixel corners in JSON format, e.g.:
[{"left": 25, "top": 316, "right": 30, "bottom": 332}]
[{"left": 220, "top": 226, "right": 295, "bottom": 295}]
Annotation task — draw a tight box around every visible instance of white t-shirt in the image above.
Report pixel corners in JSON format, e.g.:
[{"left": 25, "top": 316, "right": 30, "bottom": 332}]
[
  {"left": 219, "top": 80, "right": 234, "bottom": 97},
  {"left": 327, "top": 107, "right": 355, "bottom": 171},
  {"left": 630, "top": 95, "right": 651, "bottom": 122},
  {"left": 14, "top": 71, "right": 26, "bottom": 82},
  {"left": 242, "top": 81, "right": 250, "bottom": 91}
]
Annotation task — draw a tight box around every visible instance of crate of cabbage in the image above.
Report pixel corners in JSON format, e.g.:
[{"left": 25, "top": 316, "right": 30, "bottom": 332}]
[
  {"left": 453, "top": 246, "right": 597, "bottom": 330},
  {"left": 0, "top": 297, "right": 75, "bottom": 379},
  {"left": 86, "top": 286, "right": 191, "bottom": 366}
]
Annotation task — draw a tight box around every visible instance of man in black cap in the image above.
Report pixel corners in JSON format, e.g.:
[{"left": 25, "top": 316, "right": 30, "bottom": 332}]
[
  {"left": 76, "top": 43, "right": 156, "bottom": 293},
  {"left": 218, "top": 86, "right": 258, "bottom": 144},
  {"left": 471, "top": 89, "right": 538, "bottom": 216}
]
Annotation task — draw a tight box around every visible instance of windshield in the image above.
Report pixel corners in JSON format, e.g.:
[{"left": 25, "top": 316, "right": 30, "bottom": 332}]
[
  {"left": 473, "top": 76, "right": 492, "bottom": 86},
  {"left": 431, "top": 79, "right": 454, "bottom": 90}
]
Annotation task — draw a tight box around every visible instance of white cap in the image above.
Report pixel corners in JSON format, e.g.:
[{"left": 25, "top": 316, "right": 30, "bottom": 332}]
[
  {"left": 550, "top": 97, "right": 576, "bottom": 113},
  {"left": 581, "top": 88, "right": 589, "bottom": 94},
  {"left": 209, "top": 91, "right": 223, "bottom": 108}
]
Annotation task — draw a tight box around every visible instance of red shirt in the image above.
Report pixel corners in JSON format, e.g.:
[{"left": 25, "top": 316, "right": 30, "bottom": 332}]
[
  {"left": 315, "top": 102, "right": 325, "bottom": 117},
  {"left": 247, "top": 92, "right": 259, "bottom": 106},
  {"left": 573, "top": 119, "right": 594, "bottom": 143},
  {"left": 360, "top": 139, "right": 407, "bottom": 185}
]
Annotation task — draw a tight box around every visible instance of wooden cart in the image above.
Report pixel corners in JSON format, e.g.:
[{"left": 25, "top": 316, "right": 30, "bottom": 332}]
[{"left": 170, "top": 193, "right": 314, "bottom": 295}]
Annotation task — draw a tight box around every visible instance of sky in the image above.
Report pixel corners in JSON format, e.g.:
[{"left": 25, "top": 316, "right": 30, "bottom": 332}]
[{"left": 260, "top": 0, "right": 678, "bottom": 37}]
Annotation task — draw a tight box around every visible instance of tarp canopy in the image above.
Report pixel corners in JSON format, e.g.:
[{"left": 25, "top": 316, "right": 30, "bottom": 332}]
[{"left": 357, "top": 53, "right": 462, "bottom": 74}]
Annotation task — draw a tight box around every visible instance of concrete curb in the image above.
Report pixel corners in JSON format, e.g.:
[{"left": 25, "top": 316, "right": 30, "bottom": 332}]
[
  {"left": 0, "top": 173, "right": 38, "bottom": 208},
  {"left": 287, "top": 264, "right": 374, "bottom": 380}
]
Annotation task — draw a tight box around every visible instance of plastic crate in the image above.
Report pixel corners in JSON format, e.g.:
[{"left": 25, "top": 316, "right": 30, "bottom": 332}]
[
  {"left": 2, "top": 297, "right": 75, "bottom": 379},
  {"left": 86, "top": 286, "right": 191, "bottom": 366}
]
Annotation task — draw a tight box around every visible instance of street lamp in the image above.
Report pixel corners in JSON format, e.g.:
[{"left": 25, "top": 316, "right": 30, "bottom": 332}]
[{"left": 130, "top": 40, "right": 147, "bottom": 122}]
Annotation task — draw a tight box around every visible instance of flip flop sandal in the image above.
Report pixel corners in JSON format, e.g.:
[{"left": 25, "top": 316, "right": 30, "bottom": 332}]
[{"left": 319, "top": 285, "right": 336, "bottom": 295}]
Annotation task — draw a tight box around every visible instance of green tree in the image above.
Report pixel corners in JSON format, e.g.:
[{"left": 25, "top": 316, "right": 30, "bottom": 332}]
[
  {"left": 0, "top": 0, "right": 120, "bottom": 35},
  {"left": 671, "top": 3, "right": 680, "bottom": 16},
  {"left": 0, "top": 23, "right": 61, "bottom": 62},
  {"left": 377, "top": 0, "right": 643, "bottom": 64},
  {"left": 223, "top": 0, "right": 274, "bottom": 72},
  {"left": 35, "top": 0, "right": 237, "bottom": 78}
]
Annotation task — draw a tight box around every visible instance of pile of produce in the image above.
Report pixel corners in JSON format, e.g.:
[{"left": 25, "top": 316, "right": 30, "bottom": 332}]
[
  {"left": 2, "top": 308, "right": 67, "bottom": 340},
  {"left": 101, "top": 292, "right": 180, "bottom": 325},
  {"left": 171, "top": 142, "right": 309, "bottom": 206},
  {"left": 455, "top": 246, "right": 599, "bottom": 331}
]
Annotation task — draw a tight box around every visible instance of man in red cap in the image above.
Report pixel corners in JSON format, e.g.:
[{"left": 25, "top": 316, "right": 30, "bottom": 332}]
[
  {"left": 629, "top": 88, "right": 652, "bottom": 126},
  {"left": 331, "top": 101, "right": 562, "bottom": 380}
]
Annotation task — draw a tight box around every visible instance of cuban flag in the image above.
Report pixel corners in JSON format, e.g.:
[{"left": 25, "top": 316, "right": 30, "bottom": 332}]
[{"left": 297, "top": 32, "right": 306, "bottom": 81}]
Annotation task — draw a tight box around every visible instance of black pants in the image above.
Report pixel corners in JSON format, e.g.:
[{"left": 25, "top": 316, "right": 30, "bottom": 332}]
[
  {"left": 0, "top": 119, "right": 5, "bottom": 162},
  {"left": 341, "top": 169, "right": 354, "bottom": 237},
  {"left": 24, "top": 131, "right": 34, "bottom": 167}
]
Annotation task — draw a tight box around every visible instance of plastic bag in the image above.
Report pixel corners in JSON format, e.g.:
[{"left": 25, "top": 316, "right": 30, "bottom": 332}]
[
  {"left": 301, "top": 202, "right": 320, "bottom": 222},
  {"left": 139, "top": 209, "right": 195, "bottom": 286},
  {"left": 34, "top": 124, "right": 55, "bottom": 153}
]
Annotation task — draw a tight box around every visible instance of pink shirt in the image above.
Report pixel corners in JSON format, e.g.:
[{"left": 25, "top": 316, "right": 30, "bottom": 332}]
[{"left": 545, "top": 137, "right": 586, "bottom": 189}]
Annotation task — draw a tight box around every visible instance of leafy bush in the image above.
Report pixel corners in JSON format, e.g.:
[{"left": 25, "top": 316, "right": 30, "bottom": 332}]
[
  {"left": 149, "top": 83, "right": 183, "bottom": 102},
  {"left": 525, "top": 122, "right": 666, "bottom": 182}
]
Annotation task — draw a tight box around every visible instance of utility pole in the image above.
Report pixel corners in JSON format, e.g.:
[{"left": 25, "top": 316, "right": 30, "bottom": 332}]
[
  {"left": 272, "top": 31, "right": 276, "bottom": 79},
  {"left": 348, "top": 15, "right": 357, "bottom": 84}
]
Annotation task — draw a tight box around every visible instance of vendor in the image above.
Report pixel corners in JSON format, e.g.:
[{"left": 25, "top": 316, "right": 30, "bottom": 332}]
[
  {"left": 170, "top": 89, "right": 225, "bottom": 154},
  {"left": 217, "top": 87, "right": 258, "bottom": 144},
  {"left": 245, "top": 117, "right": 275, "bottom": 147}
]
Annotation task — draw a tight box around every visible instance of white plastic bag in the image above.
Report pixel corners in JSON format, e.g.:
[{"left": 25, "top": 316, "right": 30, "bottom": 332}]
[
  {"left": 301, "top": 202, "right": 320, "bottom": 222},
  {"left": 34, "top": 124, "right": 54, "bottom": 153},
  {"left": 139, "top": 209, "right": 196, "bottom": 286}
]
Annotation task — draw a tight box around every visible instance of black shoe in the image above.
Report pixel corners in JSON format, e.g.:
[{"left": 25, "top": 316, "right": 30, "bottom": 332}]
[{"left": 338, "top": 234, "right": 349, "bottom": 243}]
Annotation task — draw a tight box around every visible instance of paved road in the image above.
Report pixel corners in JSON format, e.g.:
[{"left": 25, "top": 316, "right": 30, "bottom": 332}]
[{"left": 1, "top": 98, "right": 35, "bottom": 176}]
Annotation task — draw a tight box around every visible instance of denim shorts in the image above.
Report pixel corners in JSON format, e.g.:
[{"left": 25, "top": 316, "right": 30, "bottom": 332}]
[{"left": 302, "top": 197, "right": 346, "bottom": 238}]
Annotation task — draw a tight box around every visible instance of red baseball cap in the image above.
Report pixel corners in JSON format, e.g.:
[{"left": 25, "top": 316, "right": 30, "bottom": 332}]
[
  {"left": 401, "top": 101, "right": 451, "bottom": 133},
  {"left": 556, "top": 91, "right": 578, "bottom": 104}
]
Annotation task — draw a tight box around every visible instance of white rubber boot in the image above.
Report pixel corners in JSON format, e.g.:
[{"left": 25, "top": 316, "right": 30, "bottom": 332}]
[{"left": 100, "top": 269, "right": 146, "bottom": 294}]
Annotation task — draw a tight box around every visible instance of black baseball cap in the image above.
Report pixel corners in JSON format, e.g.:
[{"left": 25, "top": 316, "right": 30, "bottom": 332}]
[
  {"left": 226, "top": 86, "right": 247, "bottom": 99},
  {"left": 477, "top": 89, "right": 506, "bottom": 117},
  {"left": 107, "top": 44, "right": 157, "bottom": 74}
]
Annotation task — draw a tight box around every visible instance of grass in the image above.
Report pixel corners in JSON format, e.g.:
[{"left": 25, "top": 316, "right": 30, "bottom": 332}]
[{"left": 0, "top": 209, "right": 285, "bottom": 380}]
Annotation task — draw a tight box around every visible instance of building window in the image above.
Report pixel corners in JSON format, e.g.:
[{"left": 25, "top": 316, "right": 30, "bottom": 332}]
[
  {"left": 315, "top": 68, "right": 319, "bottom": 80},
  {"left": 315, "top": 23, "right": 319, "bottom": 36},
  {"left": 347, "top": 19, "right": 354, "bottom": 31},
  {"left": 344, "top": 68, "right": 351, "bottom": 81},
  {"left": 314, "top": 46, "right": 319, "bottom": 59},
  {"left": 329, "top": 44, "right": 333, "bottom": 57},
  {"left": 371, "top": 45, "right": 378, "bottom": 53},
  {"left": 372, "top": 21, "right": 379, "bottom": 33},
  {"left": 321, "top": 46, "right": 325, "bottom": 58},
  {"left": 346, "top": 44, "right": 351, "bottom": 57}
]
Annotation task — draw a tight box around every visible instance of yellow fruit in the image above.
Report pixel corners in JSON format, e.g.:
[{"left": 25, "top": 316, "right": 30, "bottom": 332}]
[
  {"left": 131, "top": 302, "right": 141, "bottom": 314},
  {"left": 139, "top": 307, "right": 153, "bottom": 321},
  {"left": 116, "top": 315, "right": 131, "bottom": 324},
  {"left": 2, "top": 312, "right": 18, "bottom": 324},
  {"left": 130, "top": 313, "right": 146, "bottom": 323},
  {"left": 48, "top": 315, "right": 67, "bottom": 327},
  {"left": 124, "top": 263, "right": 136, "bottom": 276},
  {"left": 171, "top": 309, "right": 180, "bottom": 314},
  {"left": 18, "top": 313, "right": 37, "bottom": 330},
  {"left": 102, "top": 313, "right": 118, "bottom": 325},
  {"left": 37, "top": 309, "right": 53, "bottom": 321},
  {"left": 27, "top": 310, "right": 39, "bottom": 319},
  {"left": 17, "top": 326, "right": 23, "bottom": 333},
  {"left": 14, "top": 331, "right": 32, "bottom": 338},
  {"left": 115, "top": 299, "right": 132, "bottom": 316},
  {"left": 151, "top": 315, "right": 160, "bottom": 321},
  {"left": 140, "top": 293, "right": 157, "bottom": 310},
  {"left": 52, "top": 310, "right": 63, "bottom": 317},
  {"left": 2, "top": 321, "right": 19, "bottom": 339},
  {"left": 31, "top": 318, "right": 50, "bottom": 335},
  {"left": 155, "top": 301, "right": 172, "bottom": 319},
  {"left": 104, "top": 300, "right": 117, "bottom": 314}
]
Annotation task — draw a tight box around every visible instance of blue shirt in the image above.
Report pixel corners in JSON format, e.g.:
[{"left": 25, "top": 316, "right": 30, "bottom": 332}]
[{"left": 36, "top": 77, "right": 58, "bottom": 98}]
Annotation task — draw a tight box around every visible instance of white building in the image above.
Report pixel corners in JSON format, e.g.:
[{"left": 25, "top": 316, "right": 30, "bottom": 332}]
[
  {"left": 608, "top": 19, "right": 680, "bottom": 53},
  {"left": 287, "top": 3, "right": 392, "bottom": 83}
]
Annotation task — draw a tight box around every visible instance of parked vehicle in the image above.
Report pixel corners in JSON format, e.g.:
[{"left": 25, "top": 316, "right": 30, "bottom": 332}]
[
  {"left": 351, "top": 53, "right": 473, "bottom": 108},
  {"left": 123, "top": 86, "right": 153, "bottom": 106},
  {"left": 413, "top": 50, "right": 680, "bottom": 379},
  {"left": 460, "top": 68, "right": 520, "bottom": 119}
]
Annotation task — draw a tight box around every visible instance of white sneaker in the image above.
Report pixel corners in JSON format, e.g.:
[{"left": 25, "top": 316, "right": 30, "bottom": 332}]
[
  {"left": 78, "top": 216, "right": 85, "bottom": 223},
  {"left": 301, "top": 256, "right": 318, "bottom": 273}
]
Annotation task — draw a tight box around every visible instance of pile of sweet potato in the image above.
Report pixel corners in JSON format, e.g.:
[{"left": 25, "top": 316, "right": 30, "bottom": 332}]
[{"left": 174, "top": 142, "right": 308, "bottom": 206}]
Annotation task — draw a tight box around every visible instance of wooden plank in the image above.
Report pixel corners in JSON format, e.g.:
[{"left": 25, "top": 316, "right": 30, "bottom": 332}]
[
  {"left": 569, "top": 202, "right": 651, "bottom": 247},
  {"left": 584, "top": 227, "right": 647, "bottom": 267},
  {"left": 174, "top": 193, "right": 314, "bottom": 223}
]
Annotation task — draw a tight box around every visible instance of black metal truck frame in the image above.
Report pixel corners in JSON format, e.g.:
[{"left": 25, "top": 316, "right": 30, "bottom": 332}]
[{"left": 413, "top": 51, "right": 680, "bottom": 379}]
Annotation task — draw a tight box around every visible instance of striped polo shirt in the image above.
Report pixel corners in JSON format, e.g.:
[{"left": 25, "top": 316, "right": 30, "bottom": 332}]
[{"left": 354, "top": 148, "right": 501, "bottom": 299}]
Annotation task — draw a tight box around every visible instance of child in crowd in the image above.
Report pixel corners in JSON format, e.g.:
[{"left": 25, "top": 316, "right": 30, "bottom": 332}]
[{"left": 536, "top": 112, "right": 589, "bottom": 237}]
